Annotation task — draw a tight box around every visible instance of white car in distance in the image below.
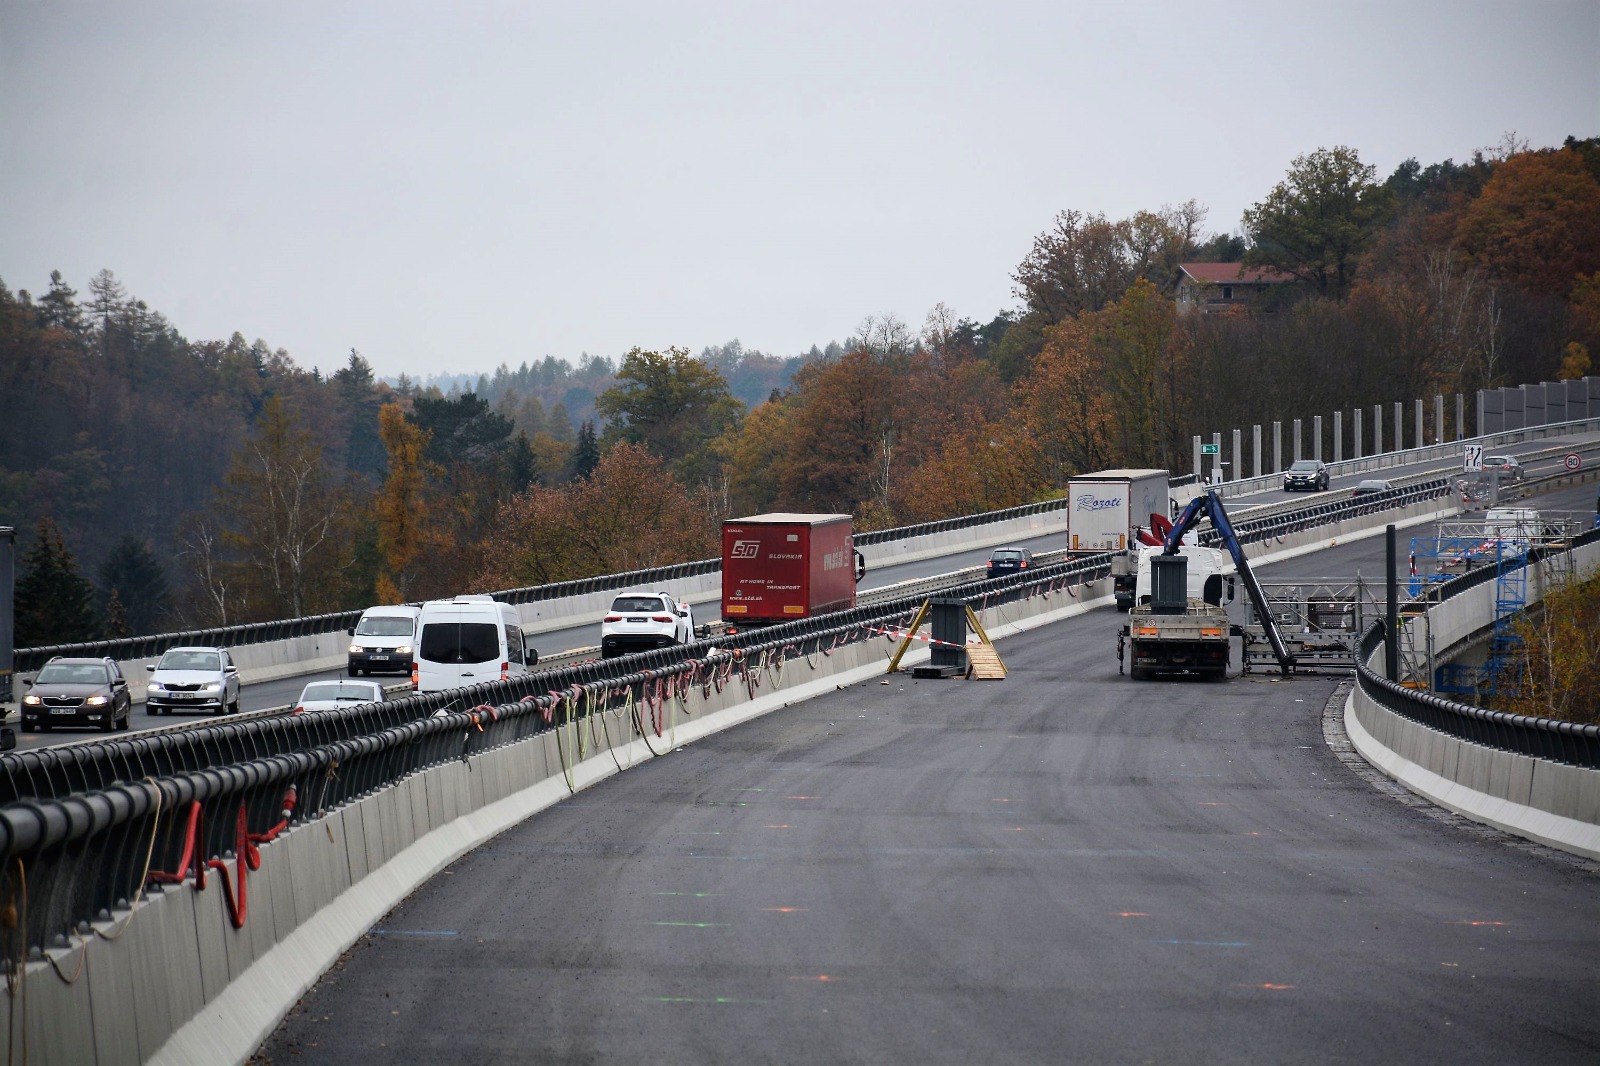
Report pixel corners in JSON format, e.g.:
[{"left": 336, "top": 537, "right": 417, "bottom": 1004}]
[
  {"left": 601, "top": 592, "right": 695, "bottom": 658},
  {"left": 293, "top": 679, "right": 388, "bottom": 715}
]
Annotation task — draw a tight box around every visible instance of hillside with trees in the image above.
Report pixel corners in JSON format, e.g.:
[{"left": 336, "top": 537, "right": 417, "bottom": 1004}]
[{"left": 7, "top": 135, "right": 1599, "bottom": 644}]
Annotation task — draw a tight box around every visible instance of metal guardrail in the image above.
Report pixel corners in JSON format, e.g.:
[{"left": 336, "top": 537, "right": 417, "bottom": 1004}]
[
  {"left": 1354, "top": 527, "right": 1600, "bottom": 769},
  {"left": 1196, "top": 478, "right": 1455, "bottom": 548}
]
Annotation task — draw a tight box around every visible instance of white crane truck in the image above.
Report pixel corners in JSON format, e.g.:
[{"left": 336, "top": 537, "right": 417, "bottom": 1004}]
[{"left": 1116, "top": 491, "right": 1292, "bottom": 680}]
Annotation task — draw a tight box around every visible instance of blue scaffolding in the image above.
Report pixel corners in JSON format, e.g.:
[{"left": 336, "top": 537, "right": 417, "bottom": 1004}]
[{"left": 1407, "top": 519, "right": 1534, "bottom": 701}]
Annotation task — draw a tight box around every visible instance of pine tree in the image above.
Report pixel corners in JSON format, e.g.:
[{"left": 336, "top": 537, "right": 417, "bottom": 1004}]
[
  {"left": 15, "top": 517, "right": 97, "bottom": 646},
  {"left": 567, "top": 420, "right": 600, "bottom": 481},
  {"left": 98, "top": 534, "right": 169, "bottom": 634},
  {"left": 104, "top": 588, "right": 131, "bottom": 639}
]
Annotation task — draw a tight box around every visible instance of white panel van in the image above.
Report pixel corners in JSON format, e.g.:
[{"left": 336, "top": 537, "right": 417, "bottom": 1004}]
[
  {"left": 347, "top": 605, "right": 422, "bottom": 677},
  {"left": 414, "top": 596, "right": 534, "bottom": 693}
]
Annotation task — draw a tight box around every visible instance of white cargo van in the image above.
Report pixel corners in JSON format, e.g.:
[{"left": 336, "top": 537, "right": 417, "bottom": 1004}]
[
  {"left": 414, "top": 596, "right": 535, "bottom": 693},
  {"left": 346, "top": 605, "right": 422, "bottom": 677}
]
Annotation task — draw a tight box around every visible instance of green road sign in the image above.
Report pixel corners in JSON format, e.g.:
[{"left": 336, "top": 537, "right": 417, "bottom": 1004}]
[{"left": 1200, "top": 443, "right": 1220, "bottom": 455}]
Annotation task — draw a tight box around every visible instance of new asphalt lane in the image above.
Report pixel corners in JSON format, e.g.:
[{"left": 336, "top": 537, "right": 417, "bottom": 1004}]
[{"left": 258, "top": 585, "right": 1600, "bottom": 1063}]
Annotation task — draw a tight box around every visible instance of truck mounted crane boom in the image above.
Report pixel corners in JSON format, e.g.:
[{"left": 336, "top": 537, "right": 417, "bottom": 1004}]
[{"left": 1165, "top": 490, "right": 1293, "bottom": 675}]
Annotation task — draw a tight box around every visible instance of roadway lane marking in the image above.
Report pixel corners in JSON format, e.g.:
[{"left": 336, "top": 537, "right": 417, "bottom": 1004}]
[
  {"left": 762, "top": 907, "right": 807, "bottom": 913},
  {"left": 651, "top": 921, "right": 730, "bottom": 928},
  {"left": 369, "top": 929, "right": 459, "bottom": 937},
  {"left": 1150, "top": 939, "right": 1249, "bottom": 947}
]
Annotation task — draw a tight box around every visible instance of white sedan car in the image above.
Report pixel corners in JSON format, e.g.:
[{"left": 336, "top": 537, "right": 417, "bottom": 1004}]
[
  {"left": 600, "top": 592, "right": 695, "bottom": 658},
  {"left": 293, "top": 679, "right": 387, "bottom": 715}
]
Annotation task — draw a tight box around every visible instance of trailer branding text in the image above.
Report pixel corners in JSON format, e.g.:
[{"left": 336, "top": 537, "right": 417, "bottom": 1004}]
[{"left": 1075, "top": 494, "right": 1125, "bottom": 512}]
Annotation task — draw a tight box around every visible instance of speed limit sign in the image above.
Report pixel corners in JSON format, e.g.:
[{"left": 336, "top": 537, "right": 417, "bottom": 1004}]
[{"left": 1565, "top": 452, "right": 1582, "bottom": 471}]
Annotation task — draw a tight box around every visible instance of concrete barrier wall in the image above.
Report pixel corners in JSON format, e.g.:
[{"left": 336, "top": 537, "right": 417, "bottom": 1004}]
[
  {"left": 1346, "top": 538, "right": 1600, "bottom": 860},
  {"left": 10, "top": 571, "right": 1117, "bottom": 1066}
]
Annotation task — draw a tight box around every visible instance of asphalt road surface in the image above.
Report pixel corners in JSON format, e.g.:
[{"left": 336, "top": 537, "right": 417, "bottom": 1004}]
[{"left": 257, "top": 558, "right": 1600, "bottom": 1063}]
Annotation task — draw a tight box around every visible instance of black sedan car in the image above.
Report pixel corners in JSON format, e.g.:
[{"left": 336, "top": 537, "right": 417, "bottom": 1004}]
[
  {"left": 20, "top": 657, "right": 133, "bottom": 732},
  {"left": 1283, "top": 459, "right": 1330, "bottom": 492}
]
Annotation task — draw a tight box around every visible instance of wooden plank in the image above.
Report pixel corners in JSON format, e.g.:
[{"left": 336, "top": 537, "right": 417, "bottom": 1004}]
[{"left": 964, "top": 644, "right": 1007, "bottom": 680}]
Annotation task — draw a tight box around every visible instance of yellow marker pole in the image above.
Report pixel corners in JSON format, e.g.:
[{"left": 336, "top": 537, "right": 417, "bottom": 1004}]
[{"left": 886, "top": 600, "right": 932, "bottom": 674}]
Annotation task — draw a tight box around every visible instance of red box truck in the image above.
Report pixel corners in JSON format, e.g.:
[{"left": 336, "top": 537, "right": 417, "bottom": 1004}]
[{"left": 721, "top": 513, "right": 859, "bottom": 629}]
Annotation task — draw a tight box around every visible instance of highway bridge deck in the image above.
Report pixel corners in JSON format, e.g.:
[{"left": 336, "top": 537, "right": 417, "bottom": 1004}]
[{"left": 259, "top": 593, "right": 1600, "bottom": 1063}]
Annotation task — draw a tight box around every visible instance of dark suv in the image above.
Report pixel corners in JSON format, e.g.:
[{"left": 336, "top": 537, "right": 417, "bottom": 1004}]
[
  {"left": 21, "top": 657, "right": 132, "bottom": 733},
  {"left": 1283, "top": 459, "right": 1330, "bottom": 492}
]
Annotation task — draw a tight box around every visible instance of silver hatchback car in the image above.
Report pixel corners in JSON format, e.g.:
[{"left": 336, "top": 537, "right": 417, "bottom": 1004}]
[{"left": 146, "top": 646, "right": 241, "bottom": 716}]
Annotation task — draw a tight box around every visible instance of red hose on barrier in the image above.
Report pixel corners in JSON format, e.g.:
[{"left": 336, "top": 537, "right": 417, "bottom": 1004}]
[{"left": 148, "top": 786, "right": 297, "bottom": 929}]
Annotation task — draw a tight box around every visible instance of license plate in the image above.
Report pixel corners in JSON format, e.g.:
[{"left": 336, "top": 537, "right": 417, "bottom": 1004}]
[
  {"left": 628, "top": 617, "right": 646, "bottom": 623},
  {"left": 173, "top": 693, "right": 195, "bottom": 699},
  {"left": 50, "top": 708, "right": 77, "bottom": 715},
  {"left": 371, "top": 655, "right": 390, "bottom": 661}
]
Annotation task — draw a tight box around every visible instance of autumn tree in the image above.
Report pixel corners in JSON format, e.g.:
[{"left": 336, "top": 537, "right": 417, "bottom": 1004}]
[
  {"left": 473, "top": 443, "right": 719, "bottom": 590},
  {"left": 1507, "top": 569, "right": 1600, "bottom": 723},
  {"left": 776, "top": 349, "right": 905, "bottom": 522},
  {"left": 889, "top": 419, "right": 1044, "bottom": 523},
  {"left": 1013, "top": 202, "right": 1207, "bottom": 324},
  {"left": 1017, "top": 314, "right": 1116, "bottom": 483},
  {"left": 1243, "top": 146, "right": 1391, "bottom": 300},
  {"left": 1092, "top": 279, "right": 1189, "bottom": 468},
  {"left": 14, "top": 517, "right": 97, "bottom": 646},
  {"left": 216, "top": 396, "right": 346, "bottom": 617},
  {"left": 375, "top": 402, "right": 438, "bottom": 602},
  {"left": 1457, "top": 147, "right": 1600, "bottom": 300}
]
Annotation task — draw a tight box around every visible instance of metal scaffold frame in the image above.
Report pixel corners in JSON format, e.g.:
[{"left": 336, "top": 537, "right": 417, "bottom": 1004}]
[{"left": 1407, "top": 511, "right": 1584, "bottom": 702}]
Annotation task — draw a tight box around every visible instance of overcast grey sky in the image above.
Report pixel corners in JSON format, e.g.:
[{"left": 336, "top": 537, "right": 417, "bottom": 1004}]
[{"left": 2, "top": 1, "right": 1596, "bottom": 380}]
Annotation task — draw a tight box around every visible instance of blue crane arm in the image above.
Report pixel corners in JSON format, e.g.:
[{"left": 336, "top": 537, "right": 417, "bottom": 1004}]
[{"left": 1165, "top": 490, "right": 1294, "bottom": 675}]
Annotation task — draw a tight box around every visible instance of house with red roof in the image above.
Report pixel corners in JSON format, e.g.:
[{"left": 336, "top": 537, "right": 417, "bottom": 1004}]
[{"left": 1175, "top": 262, "right": 1296, "bottom": 314}]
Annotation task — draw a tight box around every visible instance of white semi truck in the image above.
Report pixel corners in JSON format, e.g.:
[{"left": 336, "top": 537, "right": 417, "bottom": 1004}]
[{"left": 1067, "top": 469, "right": 1171, "bottom": 553}]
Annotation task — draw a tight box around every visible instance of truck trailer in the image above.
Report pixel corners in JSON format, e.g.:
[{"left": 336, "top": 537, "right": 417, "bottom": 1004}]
[
  {"left": 1068, "top": 469, "right": 1171, "bottom": 553},
  {"left": 721, "top": 513, "right": 862, "bottom": 630}
]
